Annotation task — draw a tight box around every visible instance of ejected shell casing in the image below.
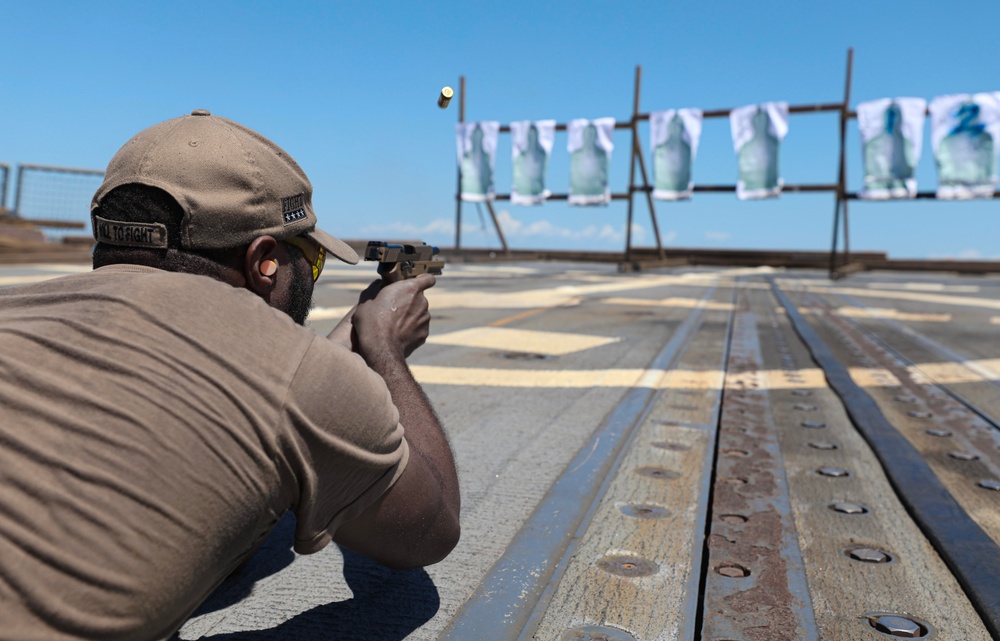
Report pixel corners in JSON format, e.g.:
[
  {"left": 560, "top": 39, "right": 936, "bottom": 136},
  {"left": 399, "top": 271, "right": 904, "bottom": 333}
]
[{"left": 438, "top": 86, "right": 454, "bottom": 109}]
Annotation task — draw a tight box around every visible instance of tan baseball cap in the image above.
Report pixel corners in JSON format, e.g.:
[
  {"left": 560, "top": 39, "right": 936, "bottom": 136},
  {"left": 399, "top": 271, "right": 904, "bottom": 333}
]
[{"left": 91, "top": 109, "right": 359, "bottom": 264}]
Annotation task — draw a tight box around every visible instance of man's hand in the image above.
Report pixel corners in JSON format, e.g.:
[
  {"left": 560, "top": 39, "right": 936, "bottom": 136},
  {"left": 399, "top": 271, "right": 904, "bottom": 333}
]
[
  {"left": 351, "top": 273, "right": 435, "bottom": 363},
  {"left": 330, "top": 272, "right": 460, "bottom": 569}
]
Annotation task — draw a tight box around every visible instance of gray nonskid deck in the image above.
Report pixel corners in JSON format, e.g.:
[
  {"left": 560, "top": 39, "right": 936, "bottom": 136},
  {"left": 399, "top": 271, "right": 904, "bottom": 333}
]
[{"left": 1, "top": 263, "right": 995, "bottom": 639}]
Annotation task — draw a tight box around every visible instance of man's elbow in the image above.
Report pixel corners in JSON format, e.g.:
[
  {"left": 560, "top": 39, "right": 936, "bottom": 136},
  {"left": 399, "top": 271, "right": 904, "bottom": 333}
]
[{"left": 383, "top": 513, "right": 461, "bottom": 570}]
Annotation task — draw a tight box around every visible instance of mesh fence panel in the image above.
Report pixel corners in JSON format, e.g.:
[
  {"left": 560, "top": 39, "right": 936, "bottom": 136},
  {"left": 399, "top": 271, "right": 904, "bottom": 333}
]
[{"left": 14, "top": 164, "right": 104, "bottom": 237}]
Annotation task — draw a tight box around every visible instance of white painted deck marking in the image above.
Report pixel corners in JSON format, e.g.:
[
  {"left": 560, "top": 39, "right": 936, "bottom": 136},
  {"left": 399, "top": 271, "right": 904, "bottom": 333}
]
[
  {"left": 31, "top": 264, "right": 93, "bottom": 273},
  {"left": 602, "top": 296, "right": 736, "bottom": 311},
  {"left": 777, "top": 279, "right": 1000, "bottom": 311},
  {"left": 867, "top": 282, "right": 981, "bottom": 293},
  {"left": 0, "top": 275, "right": 63, "bottom": 285},
  {"left": 308, "top": 306, "right": 353, "bottom": 320},
  {"left": 788, "top": 306, "right": 956, "bottom": 323},
  {"left": 833, "top": 307, "right": 952, "bottom": 322},
  {"left": 426, "top": 267, "right": 772, "bottom": 310},
  {"left": 426, "top": 327, "right": 620, "bottom": 356}
]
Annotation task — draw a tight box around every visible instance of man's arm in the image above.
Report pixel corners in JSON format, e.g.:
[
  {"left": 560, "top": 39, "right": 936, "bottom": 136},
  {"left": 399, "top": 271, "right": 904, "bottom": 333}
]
[{"left": 330, "top": 275, "right": 460, "bottom": 569}]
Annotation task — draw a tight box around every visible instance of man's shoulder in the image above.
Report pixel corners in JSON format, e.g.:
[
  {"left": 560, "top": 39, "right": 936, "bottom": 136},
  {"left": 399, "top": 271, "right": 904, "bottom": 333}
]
[{"left": 19, "top": 266, "right": 307, "bottom": 338}]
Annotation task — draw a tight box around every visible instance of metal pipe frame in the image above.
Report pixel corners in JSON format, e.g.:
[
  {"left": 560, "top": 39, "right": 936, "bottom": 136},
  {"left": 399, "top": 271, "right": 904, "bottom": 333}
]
[{"left": 0, "top": 163, "right": 9, "bottom": 213}]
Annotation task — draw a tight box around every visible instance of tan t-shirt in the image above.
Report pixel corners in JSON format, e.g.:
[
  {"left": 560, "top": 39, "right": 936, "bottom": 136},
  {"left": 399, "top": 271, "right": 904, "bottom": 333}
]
[{"left": 0, "top": 265, "right": 409, "bottom": 640}]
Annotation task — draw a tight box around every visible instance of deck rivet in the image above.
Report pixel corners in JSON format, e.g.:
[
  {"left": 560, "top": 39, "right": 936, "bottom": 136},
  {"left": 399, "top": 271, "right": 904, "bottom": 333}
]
[
  {"left": 792, "top": 390, "right": 813, "bottom": 396},
  {"left": 723, "top": 477, "right": 748, "bottom": 485},
  {"left": 847, "top": 547, "right": 892, "bottom": 563},
  {"left": 907, "top": 411, "right": 933, "bottom": 419},
  {"left": 716, "top": 563, "right": 750, "bottom": 578},
  {"left": 829, "top": 501, "right": 868, "bottom": 514},
  {"left": 977, "top": 479, "right": 1000, "bottom": 491},
  {"left": 720, "top": 514, "right": 749, "bottom": 524},
  {"left": 948, "top": 451, "right": 980, "bottom": 461},
  {"left": 808, "top": 441, "right": 839, "bottom": 450},
  {"left": 560, "top": 624, "right": 638, "bottom": 641},
  {"left": 723, "top": 448, "right": 750, "bottom": 457},
  {"left": 596, "top": 554, "right": 658, "bottom": 578},
  {"left": 801, "top": 420, "right": 827, "bottom": 428},
  {"left": 620, "top": 503, "right": 671, "bottom": 519},
  {"left": 867, "top": 614, "right": 928, "bottom": 638},
  {"left": 818, "top": 466, "right": 850, "bottom": 477},
  {"left": 925, "top": 429, "right": 952, "bottom": 437},
  {"left": 794, "top": 403, "right": 819, "bottom": 411},
  {"left": 894, "top": 395, "right": 917, "bottom": 403},
  {"left": 635, "top": 467, "right": 680, "bottom": 480}
]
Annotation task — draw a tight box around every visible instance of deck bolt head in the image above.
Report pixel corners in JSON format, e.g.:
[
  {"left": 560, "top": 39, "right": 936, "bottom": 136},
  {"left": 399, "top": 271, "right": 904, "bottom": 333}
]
[
  {"left": 894, "top": 395, "right": 916, "bottom": 403},
  {"left": 596, "top": 554, "right": 658, "bottom": 578},
  {"left": 620, "top": 503, "right": 671, "bottom": 519},
  {"left": 801, "top": 420, "right": 827, "bottom": 428},
  {"left": 794, "top": 403, "right": 818, "bottom": 411},
  {"left": 925, "top": 429, "right": 952, "bottom": 437},
  {"left": 907, "top": 410, "right": 933, "bottom": 418},
  {"left": 829, "top": 501, "right": 868, "bottom": 514},
  {"left": 808, "top": 441, "right": 838, "bottom": 449},
  {"left": 872, "top": 614, "right": 926, "bottom": 637},
  {"left": 792, "top": 389, "right": 812, "bottom": 396},
  {"left": 977, "top": 479, "right": 1000, "bottom": 491},
  {"left": 948, "top": 451, "right": 979, "bottom": 461},
  {"left": 818, "top": 466, "right": 850, "bottom": 477},
  {"left": 848, "top": 547, "right": 892, "bottom": 563}
]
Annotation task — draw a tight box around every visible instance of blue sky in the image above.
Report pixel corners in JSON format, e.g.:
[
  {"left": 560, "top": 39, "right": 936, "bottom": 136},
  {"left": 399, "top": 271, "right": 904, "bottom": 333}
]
[{"left": 2, "top": 1, "right": 998, "bottom": 259}]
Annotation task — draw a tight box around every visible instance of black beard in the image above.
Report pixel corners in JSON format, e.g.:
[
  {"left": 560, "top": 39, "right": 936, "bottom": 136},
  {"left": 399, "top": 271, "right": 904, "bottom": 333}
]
[{"left": 285, "top": 257, "right": 315, "bottom": 325}]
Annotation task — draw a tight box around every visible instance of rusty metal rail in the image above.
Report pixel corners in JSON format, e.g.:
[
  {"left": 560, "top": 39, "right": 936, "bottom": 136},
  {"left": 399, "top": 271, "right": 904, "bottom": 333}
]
[{"left": 438, "top": 286, "right": 728, "bottom": 641}]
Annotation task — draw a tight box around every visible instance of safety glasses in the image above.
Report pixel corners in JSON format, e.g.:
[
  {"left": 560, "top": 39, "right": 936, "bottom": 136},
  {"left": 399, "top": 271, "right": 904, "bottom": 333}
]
[{"left": 284, "top": 235, "right": 326, "bottom": 282}]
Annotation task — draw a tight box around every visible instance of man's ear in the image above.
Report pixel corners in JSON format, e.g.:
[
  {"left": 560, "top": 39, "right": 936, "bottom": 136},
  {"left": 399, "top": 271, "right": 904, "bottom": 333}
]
[{"left": 244, "top": 236, "right": 280, "bottom": 296}]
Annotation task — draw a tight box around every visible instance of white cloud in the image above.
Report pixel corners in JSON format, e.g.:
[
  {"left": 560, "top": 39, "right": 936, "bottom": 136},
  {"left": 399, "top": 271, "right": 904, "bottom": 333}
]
[
  {"left": 928, "top": 248, "right": 998, "bottom": 260},
  {"left": 494, "top": 210, "right": 647, "bottom": 245},
  {"left": 359, "top": 212, "right": 674, "bottom": 249},
  {"left": 704, "top": 230, "right": 732, "bottom": 241},
  {"left": 360, "top": 219, "right": 472, "bottom": 236}
]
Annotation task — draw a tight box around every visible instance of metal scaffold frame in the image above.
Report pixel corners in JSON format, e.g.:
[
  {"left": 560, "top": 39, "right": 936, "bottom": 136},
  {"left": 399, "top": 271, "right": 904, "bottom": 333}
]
[{"left": 455, "top": 48, "right": 999, "bottom": 278}]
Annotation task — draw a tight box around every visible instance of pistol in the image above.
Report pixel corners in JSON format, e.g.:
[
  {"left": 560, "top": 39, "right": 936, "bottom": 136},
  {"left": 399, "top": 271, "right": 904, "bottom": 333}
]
[{"left": 364, "top": 241, "right": 445, "bottom": 283}]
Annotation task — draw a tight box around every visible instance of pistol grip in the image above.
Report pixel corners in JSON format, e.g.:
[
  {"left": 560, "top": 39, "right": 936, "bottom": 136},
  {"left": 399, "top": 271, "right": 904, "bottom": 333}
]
[{"left": 378, "top": 261, "right": 408, "bottom": 283}]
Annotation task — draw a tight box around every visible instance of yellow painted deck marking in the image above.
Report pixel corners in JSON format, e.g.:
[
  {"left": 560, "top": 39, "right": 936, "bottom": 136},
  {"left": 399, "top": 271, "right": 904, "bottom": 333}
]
[
  {"left": 907, "top": 359, "right": 1000, "bottom": 385},
  {"left": 411, "top": 366, "right": 814, "bottom": 390},
  {"left": 848, "top": 367, "right": 903, "bottom": 388},
  {"left": 425, "top": 327, "right": 620, "bottom": 356},
  {"left": 411, "top": 361, "right": 999, "bottom": 390}
]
